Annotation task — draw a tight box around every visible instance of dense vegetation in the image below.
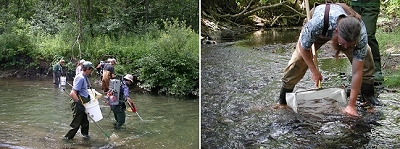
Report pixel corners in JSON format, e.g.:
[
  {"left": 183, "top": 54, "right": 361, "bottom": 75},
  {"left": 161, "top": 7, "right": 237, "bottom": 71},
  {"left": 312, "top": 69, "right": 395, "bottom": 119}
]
[
  {"left": 0, "top": 0, "right": 199, "bottom": 96},
  {"left": 201, "top": 0, "right": 400, "bottom": 38}
]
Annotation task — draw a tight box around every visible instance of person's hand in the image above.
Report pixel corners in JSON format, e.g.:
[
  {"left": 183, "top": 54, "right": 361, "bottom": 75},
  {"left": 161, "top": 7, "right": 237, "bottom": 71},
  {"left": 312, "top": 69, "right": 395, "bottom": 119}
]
[
  {"left": 126, "top": 98, "right": 136, "bottom": 112},
  {"left": 311, "top": 71, "right": 323, "bottom": 88},
  {"left": 127, "top": 98, "right": 133, "bottom": 104},
  {"left": 106, "top": 91, "right": 113, "bottom": 96}
]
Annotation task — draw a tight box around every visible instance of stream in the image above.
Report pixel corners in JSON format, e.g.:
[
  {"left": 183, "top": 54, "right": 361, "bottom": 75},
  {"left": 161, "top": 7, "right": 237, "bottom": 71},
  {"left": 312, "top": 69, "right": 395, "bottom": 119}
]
[
  {"left": 0, "top": 78, "right": 199, "bottom": 149},
  {"left": 201, "top": 28, "right": 400, "bottom": 148}
]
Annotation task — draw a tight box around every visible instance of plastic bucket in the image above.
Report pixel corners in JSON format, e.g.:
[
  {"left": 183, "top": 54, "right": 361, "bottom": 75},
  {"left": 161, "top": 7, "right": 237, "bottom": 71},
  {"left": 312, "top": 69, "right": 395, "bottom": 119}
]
[
  {"left": 84, "top": 100, "right": 103, "bottom": 122},
  {"left": 60, "top": 76, "right": 66, "bottom": 86}
]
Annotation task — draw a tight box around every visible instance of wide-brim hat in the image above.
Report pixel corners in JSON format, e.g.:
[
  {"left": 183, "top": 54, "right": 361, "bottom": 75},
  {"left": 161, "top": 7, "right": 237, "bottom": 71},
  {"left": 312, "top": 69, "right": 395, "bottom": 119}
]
[
  {"left": 124, "top": 74, "right": 134, "bottom": 82},
  {"left": 108, "top": 58, "right": 117, "bottom": 64}
]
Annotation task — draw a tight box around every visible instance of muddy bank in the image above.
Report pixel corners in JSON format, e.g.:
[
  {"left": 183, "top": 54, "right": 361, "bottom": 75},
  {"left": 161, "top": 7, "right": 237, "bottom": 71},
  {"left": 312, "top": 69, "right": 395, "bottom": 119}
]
[
  {"left": 201, "top": 18, "right": 254, "bottom": 41},
  {"left": 0, "top": 68, "right": 50, "bottom": 78}
]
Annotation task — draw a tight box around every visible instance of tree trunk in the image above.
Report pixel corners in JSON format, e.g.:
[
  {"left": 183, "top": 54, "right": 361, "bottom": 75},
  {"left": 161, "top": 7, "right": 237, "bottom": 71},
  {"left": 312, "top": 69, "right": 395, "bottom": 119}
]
[
  {"left": 87, "top": 0, "right": 94, "bottom": 38},
  {"left": 145, "top": 0, "right": 149, "bottom": 23},
  {"left": 77, "top": 0, "right": 82, "bottom": 59}
]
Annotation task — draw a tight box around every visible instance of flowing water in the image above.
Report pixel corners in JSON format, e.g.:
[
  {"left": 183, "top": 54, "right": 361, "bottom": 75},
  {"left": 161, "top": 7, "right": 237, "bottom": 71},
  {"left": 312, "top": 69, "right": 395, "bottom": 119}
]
[
  {"left": 0, "top": 78, "right": 199, "bottom": 149},
  {"left": 201, "top": 28, "right": 400, "bottom": 148}
]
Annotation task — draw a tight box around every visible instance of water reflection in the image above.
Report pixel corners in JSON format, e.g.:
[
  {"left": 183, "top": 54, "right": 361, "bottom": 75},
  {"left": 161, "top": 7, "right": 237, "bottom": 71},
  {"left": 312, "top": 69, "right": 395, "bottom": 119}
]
[
  {"left": 0, "top": 78, "right": 198, "bottom": 148},
  {"left": 235, "top": 28, "right": 301, "bottom": 47}
]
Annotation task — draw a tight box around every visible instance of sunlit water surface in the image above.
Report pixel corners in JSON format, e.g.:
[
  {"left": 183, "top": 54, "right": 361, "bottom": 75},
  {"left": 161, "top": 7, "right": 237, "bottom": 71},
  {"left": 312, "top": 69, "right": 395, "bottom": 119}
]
[{"left": 0, "top": 78, "right": 199, "bottom": 149}]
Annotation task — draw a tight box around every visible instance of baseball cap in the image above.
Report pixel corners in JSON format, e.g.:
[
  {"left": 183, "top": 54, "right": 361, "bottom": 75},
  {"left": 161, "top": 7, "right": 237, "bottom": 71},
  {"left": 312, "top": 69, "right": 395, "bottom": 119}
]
[{"left": 83, "top": 61, "right": 95, "bottom": 69}]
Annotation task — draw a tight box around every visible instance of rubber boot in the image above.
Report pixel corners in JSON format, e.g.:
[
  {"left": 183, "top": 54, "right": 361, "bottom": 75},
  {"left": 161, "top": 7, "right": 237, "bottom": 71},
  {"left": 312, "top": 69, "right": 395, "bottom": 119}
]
[
  {"left": 374, "top": 60, "right": 384, "bottom": 86},
  {"left": 361, "top": 83, "right": 383, "bottom": 106},
  {"left": 278, "top": 88, "right": 294, "bottom": 105},
  {"left": 373, "top": 60, "right": 385, "bottom": 96}
]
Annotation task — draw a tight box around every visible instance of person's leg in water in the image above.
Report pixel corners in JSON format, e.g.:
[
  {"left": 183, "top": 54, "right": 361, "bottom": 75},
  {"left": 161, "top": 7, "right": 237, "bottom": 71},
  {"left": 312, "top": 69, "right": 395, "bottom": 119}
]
[
  {"left": 112, "top": 105, "right": 126, "bottom": 129},
  {"left": 277, "top": 36, "right": 329, "bottom": 108},
  {"left": 64, "top": 103, "right": 89, "bottom": 140}
]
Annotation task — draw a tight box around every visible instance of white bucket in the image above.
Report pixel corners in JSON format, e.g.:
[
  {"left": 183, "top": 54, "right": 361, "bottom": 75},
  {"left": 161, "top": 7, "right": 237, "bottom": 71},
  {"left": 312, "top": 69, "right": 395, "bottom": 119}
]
[
  {"left": 60, "top": 76, "right": 66, "bottom": 86},
  {"left": 84, "top": 100, "right": 103, "bottom": 122}
]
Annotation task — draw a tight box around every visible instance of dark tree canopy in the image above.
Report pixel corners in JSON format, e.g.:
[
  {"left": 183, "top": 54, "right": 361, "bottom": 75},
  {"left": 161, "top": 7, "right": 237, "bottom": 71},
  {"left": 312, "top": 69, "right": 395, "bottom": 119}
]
[{"left": 0, "top": 0, "right": 199, "bottom": 38}]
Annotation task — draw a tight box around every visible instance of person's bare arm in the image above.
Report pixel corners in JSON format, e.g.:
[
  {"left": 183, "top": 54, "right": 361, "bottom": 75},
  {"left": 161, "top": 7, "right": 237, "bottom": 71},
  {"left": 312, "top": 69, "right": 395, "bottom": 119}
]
[
  {"left": 349, "top": 59, "right": 363, "bottom": 106},
  {"left": 343, "top": 59, "right": 363, "bottom": 117}
]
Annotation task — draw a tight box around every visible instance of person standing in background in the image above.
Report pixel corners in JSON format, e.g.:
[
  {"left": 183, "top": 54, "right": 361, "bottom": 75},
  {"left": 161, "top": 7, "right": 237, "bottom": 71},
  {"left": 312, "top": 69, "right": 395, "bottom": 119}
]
[
  {"left": 53, "top": 59, "right": 65, "bottom": 86},
  {"left": 102, "top": 58, "right": 117, "bottom": 92},
  {"left": 96, "top": 60, "right": 106, "bottom": 81},
  {"left": 75, "top": 59, "right": 85, "bottom": 76},
  {"left": 351, "top": 0, "right": 383, "bottom": 106}
]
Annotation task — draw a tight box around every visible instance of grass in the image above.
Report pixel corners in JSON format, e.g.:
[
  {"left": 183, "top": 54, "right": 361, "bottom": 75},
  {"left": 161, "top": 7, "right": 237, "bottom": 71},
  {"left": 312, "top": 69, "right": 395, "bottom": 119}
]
[{"left": 376, "top": 21, "right": 400, "bottom": 89}]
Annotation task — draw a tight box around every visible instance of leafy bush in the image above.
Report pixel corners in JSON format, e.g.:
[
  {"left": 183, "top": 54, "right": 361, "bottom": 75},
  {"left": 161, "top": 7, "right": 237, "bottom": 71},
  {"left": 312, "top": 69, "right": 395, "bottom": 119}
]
[
  {"left": 2, "top": 14, "right": 199, "bottom": 97},
  {"left": 135, "top": 20, "right": 199, "bottom": 96},
  {"left": 382, "top": 0, "right": 400, "bottom": 17},
  {"left": 0, "top": 18, "right": 37, "bottom": 69}
]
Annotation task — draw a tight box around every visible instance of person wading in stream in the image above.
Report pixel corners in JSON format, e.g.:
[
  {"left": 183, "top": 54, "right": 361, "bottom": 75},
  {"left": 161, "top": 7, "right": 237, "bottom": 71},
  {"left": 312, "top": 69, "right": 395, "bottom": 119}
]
[
  {"left": 63, "top": 61, "right": 95, "bottom": 141},
  {"left": 102, "top": 58, "right": 116, "bottom": 92},
  {"left": 75, "top": 59, "right": 85, "bottom": 77},
  {"left": 96, "top": 60, "right": 106, "bottom": 81},
  {"left": 276, "top": 3, "right": 382, "bottom": 117},
  {"left": 53, "top": 59, "right": 65, "bottom": 86},
  {"left": 106, "top": 74, "right": 135, "bottom": 129}
]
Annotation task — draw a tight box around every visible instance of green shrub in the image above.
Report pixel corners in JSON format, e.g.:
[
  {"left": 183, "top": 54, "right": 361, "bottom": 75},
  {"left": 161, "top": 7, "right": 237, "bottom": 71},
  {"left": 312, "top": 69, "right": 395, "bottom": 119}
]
[
  {"left": 2, "top": 17, "right": 199, "bottom": 97},
  {"left": 0, "top": 18, "right": 37, "bottom": 69},
  {"left": 135, "top": 20, "right": 199, "bottom": 96}
]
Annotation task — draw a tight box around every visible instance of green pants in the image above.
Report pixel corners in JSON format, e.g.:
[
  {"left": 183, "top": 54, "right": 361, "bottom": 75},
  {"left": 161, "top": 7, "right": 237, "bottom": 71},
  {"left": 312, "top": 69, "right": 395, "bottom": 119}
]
[
  {"left": 281, "top": 36, "right": 375, "bottom": 89},
  {"left": 351, "top": 0, "right": 383, "bottom": 82},
  {"left": 65, "top": 102, "right": 89, "bottom": 139},
  {"left": 112, "top": 104, "right": 126, "bottom": 128}
]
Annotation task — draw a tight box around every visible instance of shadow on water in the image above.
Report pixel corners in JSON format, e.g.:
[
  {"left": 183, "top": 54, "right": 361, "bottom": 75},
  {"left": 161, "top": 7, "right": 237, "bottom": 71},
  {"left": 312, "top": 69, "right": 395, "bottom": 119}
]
[
  {"left": 0, "top": 78, "right": 198, "bottom": 149},
  {"left": 201, "top": 29, "right": 400, "bottom": 148}
]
